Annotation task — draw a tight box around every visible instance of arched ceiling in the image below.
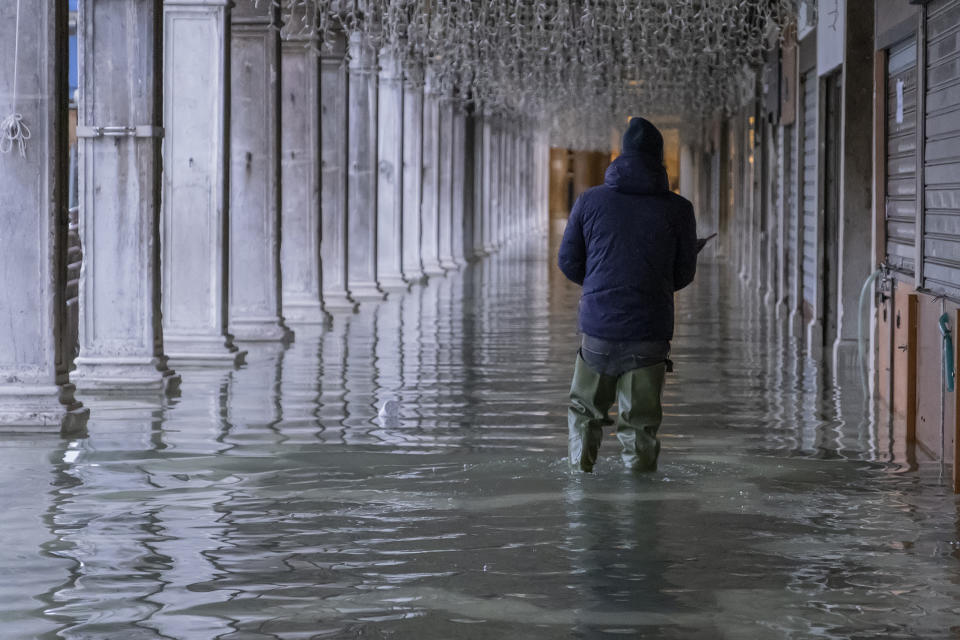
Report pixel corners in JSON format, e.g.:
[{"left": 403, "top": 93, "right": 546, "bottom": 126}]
[{"left": 278, "top": 1, "right": 798, "bottom": 150}]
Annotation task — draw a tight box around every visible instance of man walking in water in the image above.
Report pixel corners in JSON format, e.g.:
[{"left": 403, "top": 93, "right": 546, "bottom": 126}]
[{"left": 558, "top": 117, "right": 698, "bottom": 473}]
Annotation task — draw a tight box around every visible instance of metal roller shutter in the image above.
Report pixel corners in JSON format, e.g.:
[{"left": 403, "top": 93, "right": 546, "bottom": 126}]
[
  {"left": 801, "top": 69, "right": 818, "bottom": 310},
  {"left": 924, "top": 0, "right": 960, "bottom": 298},
  {"left": 886, "top": 36, "right": 919, "bottom": 275}
]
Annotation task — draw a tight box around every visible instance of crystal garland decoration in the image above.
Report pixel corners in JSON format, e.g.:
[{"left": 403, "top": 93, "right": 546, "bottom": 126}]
[{"left": 275, "top": 0, "right": 797, "bottom": 151}]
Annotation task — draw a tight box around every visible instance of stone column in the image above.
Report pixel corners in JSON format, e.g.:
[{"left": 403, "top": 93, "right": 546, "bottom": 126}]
[
  {"left": 401, "top": 65, "right": 425, "bottom": 283},
  {"left": 229, "top": 0, "right": 292, "bottom": 341},
  {"left": 420, "top": 68, "right": 444, "bottom": 276},
  {"left": 376, "top": 48, "right": 407, "bottom": 291},
  {"left": 471, "top": 108, "right": 486, "bottom": 258},
  {"left": 319, "top": 33, "right": 357, "bottom": 313},
  {"left": 451, "top": 103, "right": 468, "bottom": 266},
  {"left": 162, "top": 0, "right": 245, "bottom": 366},
  {"left": 346, "top": 31, "right": 385, "bottom": 301},
  {"left": 481, "top": 110, "right": 496, "bottom": 254},
  {"left": 437, "top": 94, "right": 457, "bottom": 270},
  {"left": 73, "top": 0, "right": 180, "bottom": 393},
  {"left": 0, "top": 0, "right": 88, "bottom": 431},
  {"left": 280, "top": 26, "right": 329, "bottom": 324}
]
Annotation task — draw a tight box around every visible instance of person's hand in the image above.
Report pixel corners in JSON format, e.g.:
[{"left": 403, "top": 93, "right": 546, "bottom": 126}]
[{"left": 696, "top": 233, "right": 717, "bottom": 253}]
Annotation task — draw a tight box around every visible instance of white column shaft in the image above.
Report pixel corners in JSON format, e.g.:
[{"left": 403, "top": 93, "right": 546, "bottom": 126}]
[
  {"left": 0, "top": 0, "right": 87, "bottom": 430},
  {"left": 437, "top": 97, "right": 456, "bottom": 270},
  {"left": 451, "top": 105, "right": 467, "bottom": 266},
  {"left": 420, "top": 71, "right": 444, "bottom": 275},
  {"left": 346, "top": 32, "right": 384, "bottom": 301},
  {"left": 280, "top": 35, "right": 328, "bottom": 323},
  {"left": 162, "top": 0, "right": 244, "bottom": 365},
  {"left": 376, "top": 49, "right": 407, "bottom": 290},
  {"left": 319, "top": 34, "right": 356, "bottom": 312},
  {"left": 401, "top": 70, "right": 425, "bottom": 282},
  {"left": 228, "top": 2, "right": 292, "bottom": 341},
  {"left": 74, "top": 0, "right": 180, "bottom": 393}
]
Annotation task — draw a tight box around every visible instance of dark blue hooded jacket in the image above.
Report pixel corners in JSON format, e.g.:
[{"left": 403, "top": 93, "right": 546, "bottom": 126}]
[{"left": 557, "top": 119, "right": 697, "bottom": 342}]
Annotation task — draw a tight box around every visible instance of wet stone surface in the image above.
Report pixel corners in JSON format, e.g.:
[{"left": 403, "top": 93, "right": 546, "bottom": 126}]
[{"left": 3, "top": 237, "right": 960, "bottom": 639}]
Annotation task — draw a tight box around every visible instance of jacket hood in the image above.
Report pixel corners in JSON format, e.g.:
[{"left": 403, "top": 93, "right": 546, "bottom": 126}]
[{"left": 603, "top": 153, "right": 669, "bottom": 195}]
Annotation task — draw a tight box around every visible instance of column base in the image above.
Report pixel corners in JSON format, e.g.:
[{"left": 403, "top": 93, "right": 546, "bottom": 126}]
[
  {"left": 378, "top": 275, "right": 410, "bottom": 292},
  {"left": 422, "top": 262, "right": 446, "bottom": 277},
  {"left": 322, "top": 291, "right": 359, "bottom": 314},
  {"left": 349, "top": 282, "right": 386, "bottom": 301},
  {"left": 403, "top": 268, "right": 427, "bottom": 285},
  {"left": 0, "top": 384, "right": 89, "bottom": 434},
  {"left": 72, "top": 357, "right": 182, "bottom": 396},
  {"left": 832, "top": 337, "right": 860, "bottom": 374},
  {"left": 439, "top": 258, "right": 459, "bottom": 271},
  {"left": 165, "top": 334, "right": 247, "bottom": 367},
  {"left": 283, "top": 299, "right": 333, "bottom": 326},
  {"left": 230, "top": 316, "right": 295, "bottom": 343}
]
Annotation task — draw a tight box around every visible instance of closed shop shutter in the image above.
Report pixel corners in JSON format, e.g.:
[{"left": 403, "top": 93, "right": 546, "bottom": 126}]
[
  {"left": 924, "top": 0, "right": 960, "bottom": 298},
  {"left": 886, "top": 36, "right": 919, "bottom": 275},
  {"left": 801, "top": 69, "right": 818, "bottom": 310}
]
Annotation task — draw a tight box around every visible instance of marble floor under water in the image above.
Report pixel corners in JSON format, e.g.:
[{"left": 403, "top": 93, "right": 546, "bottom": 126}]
[{"left": 3, "top": 236, "right": 960, "bottom": 639}]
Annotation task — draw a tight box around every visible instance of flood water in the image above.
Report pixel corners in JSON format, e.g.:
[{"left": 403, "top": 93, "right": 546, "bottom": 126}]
[{"left": 4, "top": 236, "right": 960, "bottom": 639}]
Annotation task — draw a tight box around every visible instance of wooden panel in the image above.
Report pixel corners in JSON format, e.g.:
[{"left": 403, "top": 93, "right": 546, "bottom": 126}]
[
  {"left": 923, "top": 0, "right": 960, "bottom": 295},
  {"left": 892, "top": 289, "right": 919, "bottom": 442},
  {"left": 886, "top": 36, "right": 919, "bottom": 275}
]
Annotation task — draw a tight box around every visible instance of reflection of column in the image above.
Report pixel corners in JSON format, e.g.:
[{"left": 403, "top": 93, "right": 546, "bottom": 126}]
[
  {"left": 376, "top": 48, "right": 408, "bottom": 291},
  {"left": 74, "top": 1, "right": 180, "bottom": 393},
  {"left": 319, "top": 33, "right": 357, "bottom": 313},
  {"left": 162, "top": 0, "right": 246, "bottom": 366},
  {"left": 420, "top": 68, "right": 444, "bottom": 276},
  {"left": 229, "top": 1, "right": 292, "bottom": 341},
  {"left": 451, "top": 103, "right": 468, "bottom": 266},
  {"left": 226, "top": 343, "right": 284, "bottom": 443},
  {"left": 280, "top": 28, "right": 329, "bottom": 324},
  {"left": 278, "top": 324, "right": 322, "bottom": 442},
  {"left": 438, "top": 95, "right": 457, "bottom": 270},
  {"left": 0, "top": 0, "right": 87, "bottom": 431},
  {"left": 401, "top": 66, "right": 426, "bottom": 283},
  {"left": 3, "top": 438, "right": 73, "bottom": 636},
  {"left": 143, "top": 370, "right": 233, "bottom": 638},
  {"left": 318, "top": 320, "right": 349, "bottom": 444},
  {"left": 346, "top": 31, "right": 385, "bottom": 301}
]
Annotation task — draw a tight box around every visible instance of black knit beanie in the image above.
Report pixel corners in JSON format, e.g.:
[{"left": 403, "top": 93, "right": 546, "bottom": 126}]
[{"left": 621, "top": 117, "right": 664, "bottom": 161}]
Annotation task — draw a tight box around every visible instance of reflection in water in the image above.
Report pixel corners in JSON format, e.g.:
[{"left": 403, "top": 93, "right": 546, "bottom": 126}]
[{"left": 2, "top": 235, "right": 960, "bottom": 638}]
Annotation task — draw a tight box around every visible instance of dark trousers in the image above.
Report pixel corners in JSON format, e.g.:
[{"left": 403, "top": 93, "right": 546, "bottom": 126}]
[{"left": 568, "top": 336, "right": 667, "bottom": 472}]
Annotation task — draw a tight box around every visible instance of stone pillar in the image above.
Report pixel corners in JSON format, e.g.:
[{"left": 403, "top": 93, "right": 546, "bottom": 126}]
[
  {"left": 420, "top": 68, "right": 444, "bottom": 276},
  {"left": 162, "top": 0, "right": 245, "bottom": 366},
  {"left": 229, "top": 1, "right": 292, "bottom": 341},
  {"left": 280, "top": 26, "right": 329, "bottom": 324},
  {"left": 376, "top": 48, "right": 407, "bottom": 291},
  {"left": 451, "top": 103, "right": 468, "bottom": 266},
  {"left": 481, "top": 110, "right": 496, "bottom": 254},
  {"left": 471, "top": 108, "right": 486, "bottom": 257},
  {"left": 401, "top": 65, "right": 425, "bottom": 283},
  {"left": 0, "top": 0, "right": 88, "bottom": 431},
  {"left": 319, "top": 33, "right": 356, "bottom": 313},
  {"left": 73, "top": 0, "right": 180, "bottom": 393},
  {"left": 488, "top": 118, "right": 502, "bottom": 252},
  {"left": 346, "top": 31, "right": 384, "bottom": 301},
  {"left": 437, "top": 94, "right": 457, "bottom": 270}
]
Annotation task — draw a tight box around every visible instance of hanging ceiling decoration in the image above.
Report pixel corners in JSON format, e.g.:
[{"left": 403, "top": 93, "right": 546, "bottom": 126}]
[{"left": 276, "top": 0, "right": 797, "bottom": 151}]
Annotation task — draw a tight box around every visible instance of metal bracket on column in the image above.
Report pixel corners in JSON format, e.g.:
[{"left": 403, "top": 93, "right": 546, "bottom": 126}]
[{"left": 76, "top": 125, "right": 165, "bottom": 138}]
